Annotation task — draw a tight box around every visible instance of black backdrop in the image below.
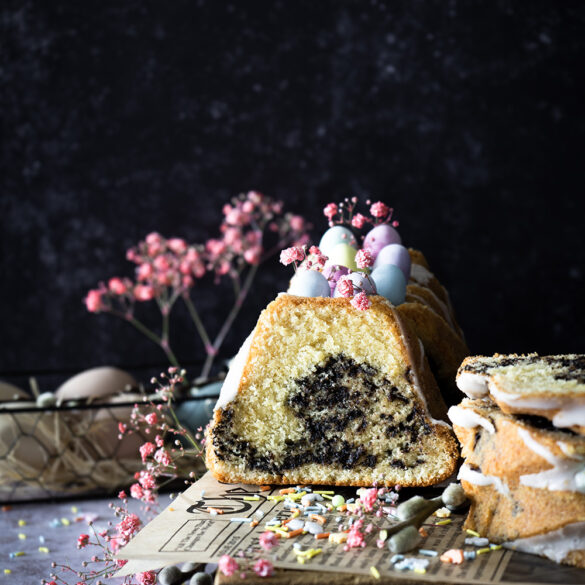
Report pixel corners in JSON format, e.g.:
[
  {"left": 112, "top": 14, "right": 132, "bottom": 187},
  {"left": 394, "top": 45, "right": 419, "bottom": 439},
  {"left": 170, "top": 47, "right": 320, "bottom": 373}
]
[{"left": 2, "top": 1, "right": 584, "bottom": 386}]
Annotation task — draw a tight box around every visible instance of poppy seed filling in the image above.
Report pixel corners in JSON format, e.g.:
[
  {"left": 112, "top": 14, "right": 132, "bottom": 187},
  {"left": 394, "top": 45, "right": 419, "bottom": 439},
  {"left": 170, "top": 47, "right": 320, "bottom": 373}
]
[{"left": 212, "top": 354, "right": 432, "bottom": 474}]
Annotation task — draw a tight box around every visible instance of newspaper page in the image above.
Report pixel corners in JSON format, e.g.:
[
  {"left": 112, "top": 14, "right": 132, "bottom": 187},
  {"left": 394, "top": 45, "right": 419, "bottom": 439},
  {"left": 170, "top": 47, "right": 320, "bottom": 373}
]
[{"left": 117, "top": 473, "right": 584, "bottom": 584}]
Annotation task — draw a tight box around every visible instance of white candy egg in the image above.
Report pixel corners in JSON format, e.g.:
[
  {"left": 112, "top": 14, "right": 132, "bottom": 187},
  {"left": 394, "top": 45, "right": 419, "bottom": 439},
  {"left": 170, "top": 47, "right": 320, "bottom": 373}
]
[{"left": 56, "top": 367, "right": 137, "bottom": 402}]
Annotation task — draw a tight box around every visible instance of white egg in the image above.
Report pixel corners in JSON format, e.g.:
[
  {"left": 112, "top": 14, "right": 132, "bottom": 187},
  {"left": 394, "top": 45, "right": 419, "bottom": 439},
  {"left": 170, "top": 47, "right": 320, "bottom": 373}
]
[{"left": 56, "top": 367, "right": 137, "bottom": 402}]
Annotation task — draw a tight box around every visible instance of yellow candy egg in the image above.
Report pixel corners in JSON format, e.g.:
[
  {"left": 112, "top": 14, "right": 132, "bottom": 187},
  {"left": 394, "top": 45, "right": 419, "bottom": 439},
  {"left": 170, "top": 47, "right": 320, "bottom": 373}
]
[{"left": 328, "top": 243, "right": 358, "bottom": 271}]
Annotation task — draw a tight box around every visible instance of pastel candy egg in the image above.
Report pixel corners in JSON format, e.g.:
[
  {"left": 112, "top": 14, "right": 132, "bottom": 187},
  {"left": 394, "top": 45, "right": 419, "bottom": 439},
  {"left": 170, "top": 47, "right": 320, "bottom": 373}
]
[
  {"left": 328, "top": 243, "right": 358, "bottom": 271},
  {"left": 371, "top": 264, "right": 407, "bottom": 305},
  {"left": 334, "top": 271, "right": 377, "bottom": 297},
  {"left": 322, "top": 263, "right": 350, "bottom": 295},
  {"left": 363, "top": 225, "right": 402, "bottom": 260},
  {"left": 288, "top": 269, "right": 331, "bottom": 297},
  {"left": 373, "top": 244, "right": 412, "bottom": 280},
  {"left": 319, "top": 226, "right": 357, "bottom": 257}
]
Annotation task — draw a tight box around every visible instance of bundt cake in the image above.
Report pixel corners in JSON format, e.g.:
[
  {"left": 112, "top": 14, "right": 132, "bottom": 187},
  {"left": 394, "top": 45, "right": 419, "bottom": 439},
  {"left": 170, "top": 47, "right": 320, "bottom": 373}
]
[
  {"left": 448, "top": 397, "right": 585, "bottom": 568},
  {"left": 206, "top": 294, "right": 459, "bottom": 487},
  {"left": 457, "top": 354, "right": 585, "bottom": 435},
  {"left": 399, "top": 250, "right": 468, "bottom": 406}
]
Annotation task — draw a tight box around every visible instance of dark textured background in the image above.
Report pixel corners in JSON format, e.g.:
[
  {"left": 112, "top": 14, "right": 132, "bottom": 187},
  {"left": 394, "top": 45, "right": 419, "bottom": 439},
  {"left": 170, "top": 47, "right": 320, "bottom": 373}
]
[{"left": 2, "top": 1, "right": 584, "bottom": 387}]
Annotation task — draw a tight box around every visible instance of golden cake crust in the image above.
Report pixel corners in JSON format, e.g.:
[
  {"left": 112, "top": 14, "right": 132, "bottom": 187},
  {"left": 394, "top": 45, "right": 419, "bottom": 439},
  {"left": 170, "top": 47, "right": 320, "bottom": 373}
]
[{"left": 206, "top": 294, "right": 459, "bottom": 487}]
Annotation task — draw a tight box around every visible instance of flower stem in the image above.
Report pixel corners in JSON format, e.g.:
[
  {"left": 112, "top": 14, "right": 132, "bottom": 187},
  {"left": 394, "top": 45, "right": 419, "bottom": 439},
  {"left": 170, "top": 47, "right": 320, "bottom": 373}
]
[
  {"left": 182, "top": 295, "right": 212, "bottom": 350},
  {"left": 115, "top": 312, "right": 181, "bottom": 368},
  {"left": 200, "top": 263, "right": 259, "bottom": 379}
]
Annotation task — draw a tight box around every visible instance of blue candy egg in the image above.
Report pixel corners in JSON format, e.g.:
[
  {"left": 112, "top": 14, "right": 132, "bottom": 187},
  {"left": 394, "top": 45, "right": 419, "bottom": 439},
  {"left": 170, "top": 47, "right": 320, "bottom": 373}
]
[
  {"left": 288, "top": 269, "right": 331, "bottom": 297},
  {"left": 363, "top": 224, "right": 401, "bottom": 260},
  {"left": 371, "top": 264, "right": 407, "bottom": 305},
  {"left": 318, "top": 226, "right": 357, "bottom": 257},
  {"left": 333, "top": 271, "right": 377, "bottom": 297},
  {"left": 373, "top": 244, "right": 412, "bottom": 280}
]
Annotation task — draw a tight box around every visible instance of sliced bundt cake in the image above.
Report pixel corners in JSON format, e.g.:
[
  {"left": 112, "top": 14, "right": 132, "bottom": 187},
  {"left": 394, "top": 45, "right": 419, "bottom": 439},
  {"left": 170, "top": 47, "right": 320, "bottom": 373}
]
[
  {"left": 457, "top": 354, "right": 585, "bottom": 435},
  {"left": 206, "top": 294, "right": 459, "bottom": 487}
]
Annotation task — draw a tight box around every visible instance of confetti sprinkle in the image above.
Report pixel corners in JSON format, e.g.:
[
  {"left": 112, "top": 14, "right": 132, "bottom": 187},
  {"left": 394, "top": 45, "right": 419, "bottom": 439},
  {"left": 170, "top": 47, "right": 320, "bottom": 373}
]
[
  {"left": 370, "top": 566, "right": 381, "bottom": 579},
  {"left": 435, "top": 518, "right": 452, "bottom": 526},
  {"left": 17, "top": 520, "right": 26, "bottom": 527},
  {"left": 419, "top": 549, "right": 438, "bottom": 557},
  {"left": 466, "top": 529, "right": 481, "bottom": 537},
  {"left": 17, "top": 534, "right": 26, "bottom": 540},
  {"left": 38, "top": 547, "right": 50, "bottom": 554}
]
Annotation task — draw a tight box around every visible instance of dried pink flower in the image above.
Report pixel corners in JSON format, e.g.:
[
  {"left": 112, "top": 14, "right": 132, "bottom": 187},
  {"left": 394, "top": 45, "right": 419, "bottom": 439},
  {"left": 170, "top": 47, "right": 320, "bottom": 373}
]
[
  {"left": 279, "top": 246, "right": 305, "bottom": 266},
  {"left": 129, "top": 483, "right": 143, "bottom": 499},
  {"left": 77, "top": 534, "right": 89, "bottom": 549},
  {"left": 355, "top": 249, "right": 373, "bottom": 269},
  {"left": 154, "top": 448, "right": 172, "bottom": 467},
  {"left": 370, "top": 201, "right": 390, "bottom": 219},
  {"left": 134, "top": 284, "right": 155, "bottom": 301},
  {"left": 108, "top": 277, "right": 127, "bottom": 295},
  {"left": 136, "top": 570, "right": 157, "bottom": 585},
  {"left": 253, "top": 558, "right": 274, "bottom": 577},
  {"left": 336, "top": 277, "right": 354, "bottom": 298},
  {"left": 259, "top": 530, "right": 279, "bottom": 551},
  {"left": 84, "top": 289, "right": 104, "bottom": 313},
  {"left": 359, "top": 487, "right": 378, "bottom": 512},
  {"left": 351, "top": 291, "right": 371, "bottom": 311},
  {"left": 145, "top": 413, "right": 158, "bottom": 425},
  {"left": 323, "top": 202, "right": 338, "bottom": 221},
  {"left": 139, "top": 442, "right": 155, "bottom": 463},
  {"left": 351, "top": 213, "right": 368, "bottom": 229},
  {"left": 218, "top": 555, "right": 239, "bottom": 576}
]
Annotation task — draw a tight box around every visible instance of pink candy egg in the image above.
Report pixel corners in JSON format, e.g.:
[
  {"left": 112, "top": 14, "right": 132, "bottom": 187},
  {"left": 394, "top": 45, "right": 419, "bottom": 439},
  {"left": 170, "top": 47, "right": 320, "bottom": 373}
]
[{"left": 363, "top": 225, "right": 402, "bottom": 260}]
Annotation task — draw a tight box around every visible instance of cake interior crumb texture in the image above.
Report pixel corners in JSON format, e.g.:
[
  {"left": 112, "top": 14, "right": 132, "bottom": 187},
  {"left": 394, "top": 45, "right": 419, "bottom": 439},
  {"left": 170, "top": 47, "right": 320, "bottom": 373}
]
[{"left": 207, "top": 295, "right": 458, "bottom": 487}]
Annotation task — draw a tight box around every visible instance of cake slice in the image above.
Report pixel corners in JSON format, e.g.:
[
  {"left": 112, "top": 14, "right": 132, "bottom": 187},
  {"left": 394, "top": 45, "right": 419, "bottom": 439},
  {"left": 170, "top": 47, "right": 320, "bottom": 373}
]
[
  {"left": 206, "top": 294, "right": 458, "bottom": 487},
  {"left": 448, "top": 398, "right": 585, "bottom": 568},
  {"left": 456, "top": 354, "right": 585, "bottom": 435}
]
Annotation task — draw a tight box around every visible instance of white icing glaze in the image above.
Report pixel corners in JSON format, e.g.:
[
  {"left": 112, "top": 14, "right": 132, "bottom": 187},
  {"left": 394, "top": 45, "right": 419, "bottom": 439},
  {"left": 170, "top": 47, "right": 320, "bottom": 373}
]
[
  {"left": 391, "top": 305, "right": 449, "bottom": 428},
  {"left": 447, "top": 405, "right": 495, "bottom": 433},
  {"left": 517, "top": 428, "right": 585, "bottom": 493},
  {"left": 504, "top": 521, "right": 585, "bottom": 564},
  {"left": 214, "top": 330, "right": 256, "bottom": 410},
  {"left": 489, "top": 386, "right": 585, "bottom": 428},
  {"left": 458, "top": 463, "right": 510, "bottom": 495},
  {"left": 456, "top": 371, "right": 490, "bottom": 398},
  {"left": 409, "top": 263, "right": 433, "bottom": 286}
]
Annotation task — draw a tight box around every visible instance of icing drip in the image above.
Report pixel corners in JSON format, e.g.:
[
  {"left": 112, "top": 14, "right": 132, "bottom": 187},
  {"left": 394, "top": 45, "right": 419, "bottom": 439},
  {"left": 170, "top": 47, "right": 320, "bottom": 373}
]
[
  {"left": 409, "top": 263, "right": 433, "bottom": 286},
  {"left": 456, "top": 372, "right": 490, "bottom": 398},
  {"left": 458, "top": 463, "right": 510, "bottom": 496},
  {"left": 504, "top": 521, "right": 585, "bottom": 564},
  {"left": 489, "top": 386, "right": 585, "bottom": 429},
  {"left": 214, "top": 330, "right": 255, "bottom": 410},
  {"left": 447, "top": 405, "right": 495, "bottom": 433},
  {"left": 517, "top": 428, "right": 585, "bottom": 493}
]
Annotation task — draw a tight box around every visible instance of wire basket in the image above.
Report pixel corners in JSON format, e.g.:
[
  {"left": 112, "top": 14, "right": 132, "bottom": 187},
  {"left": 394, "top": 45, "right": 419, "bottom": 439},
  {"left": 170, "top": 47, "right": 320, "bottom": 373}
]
[{"left": 0, "top": 395, "right": 213, "bottom": 503}]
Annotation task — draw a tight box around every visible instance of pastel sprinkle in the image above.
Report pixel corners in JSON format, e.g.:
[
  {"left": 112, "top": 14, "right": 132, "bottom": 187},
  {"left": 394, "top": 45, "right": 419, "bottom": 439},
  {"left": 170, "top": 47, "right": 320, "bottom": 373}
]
[
  {"left": 477, "top": 547, "right": 491, "bottom": 555},
  {"left": 390, "top": 554, "right": 404, "bottom": 564},
  {"left": 244, "top": 496, "right": 259, "bottom": 501},
  {"left": 419, "top": 549, "right": 438, "bottom": 557},
  {"left": 370, "top": 566, "right": 381, "bottom": 579},
  {"left": 435, "top": 507, "right": 451, "bottom": 518},
  {"left": 435, "top": 519, "right": 452, "bottom": 526},
  {"left": 71, "top": 506, "right": 78, "bottom": 513},
  {"left": 17, "top": 520, "right": 26, "bottom": 527},
  {"left": 60, "top": 518, "right": 71, "bottom": 526},
  {"left": 4, "top": 569, "right": 12, "bottom": 575},
  {"left": 230, "top": 518, "right": 253, "bottom": 523},
  {"left": 9, "top": 552, "right": 25, "bottom": 558},
  {"left": 328, "top": 532, "right": 348, "bottom": 544},
  {"left": 490, "top": 544, "right": 503, "bottom": 551},
  {"left": 466, "top": 529, "right": 481, "bottom": 537},
  {"left": 465, "top": 537, "right": 489, "bottom": 547},
  {"left": 314, "top": 490, "right": 334, "bottom": 495},
  {"left": 38, "top": 536, "right": 45, "bottom": 544},
  {"left": 440, "top": 549, "right": 465, "bottom": 564},
  {"left": 17, "top": 534, "right": 26, "bottom": 540},
  {"left": 464, "top": 551, "right": 477, "bottom": 560},
  {"left": 38, "top": 547, "right": 50, "bottom": 553}
]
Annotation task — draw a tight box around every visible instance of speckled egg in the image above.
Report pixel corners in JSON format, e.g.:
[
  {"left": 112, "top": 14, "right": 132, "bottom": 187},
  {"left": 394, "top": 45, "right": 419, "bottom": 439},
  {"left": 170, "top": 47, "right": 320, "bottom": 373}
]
[
  {"left": 328, "top": 242, "right": 358, "bottom": 271},
  {"left": 318, "top": 226, "right": 357, "bottom": 257},
  {"left": 334, "top": 271, "right": 377, "bottom": 297},
  {"left": 288, "top": 269, "right": 331, "bottom": 297},
  {"left": 55, "top": 367, "right": 137, "bottom": 402},
  {"left": 371, "top": 264, "right": 407, "bottom": 305},
  {"left": 373, "top": 243, "right": 412, "bottom": 280},
  {"left": 363, "top": 224, "right": 402, "bottom": 260}
]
